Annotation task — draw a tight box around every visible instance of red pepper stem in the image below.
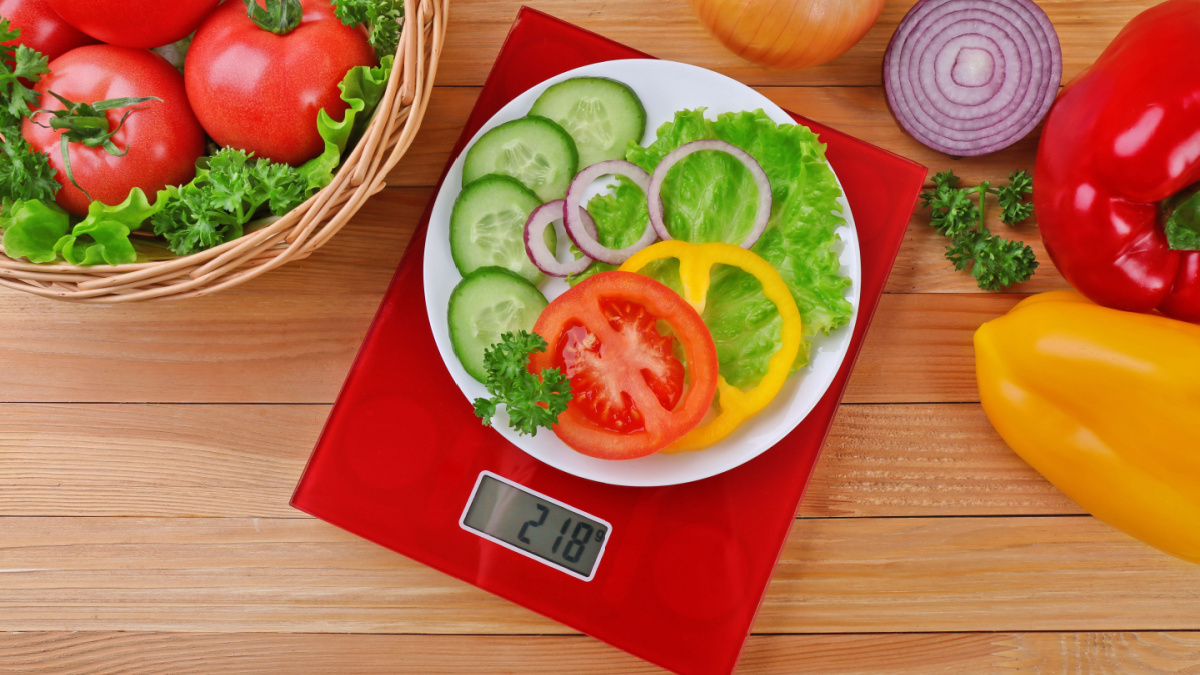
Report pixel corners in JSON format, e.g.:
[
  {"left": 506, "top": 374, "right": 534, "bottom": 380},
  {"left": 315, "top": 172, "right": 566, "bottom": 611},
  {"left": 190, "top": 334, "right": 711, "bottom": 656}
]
[{"left": 242, "top": 0, "right": 304, "bottom": 35}]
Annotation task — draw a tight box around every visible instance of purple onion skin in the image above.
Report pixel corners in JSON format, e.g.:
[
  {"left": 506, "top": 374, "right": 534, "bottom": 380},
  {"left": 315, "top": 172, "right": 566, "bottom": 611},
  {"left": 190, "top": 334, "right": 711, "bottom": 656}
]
[{"left": 883, "top": 0, "right": 1062, "bottom": 157}]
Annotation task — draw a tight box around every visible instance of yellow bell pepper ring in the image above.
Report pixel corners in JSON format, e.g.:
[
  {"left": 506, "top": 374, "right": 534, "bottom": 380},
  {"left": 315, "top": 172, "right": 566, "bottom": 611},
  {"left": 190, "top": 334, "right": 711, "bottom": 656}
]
[
  {"left": 975, "top": 290, "right": 1200, "bottom": 563},
  {"left": 619, "top": 241, "right": 802, "bottom": 452}
]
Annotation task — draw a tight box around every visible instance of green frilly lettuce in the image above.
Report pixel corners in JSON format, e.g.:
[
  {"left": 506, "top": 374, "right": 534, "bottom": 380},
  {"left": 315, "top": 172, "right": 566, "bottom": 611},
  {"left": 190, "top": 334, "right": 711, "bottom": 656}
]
[{"left": 583, "top": 109, "right": 853, "bottom": 389}]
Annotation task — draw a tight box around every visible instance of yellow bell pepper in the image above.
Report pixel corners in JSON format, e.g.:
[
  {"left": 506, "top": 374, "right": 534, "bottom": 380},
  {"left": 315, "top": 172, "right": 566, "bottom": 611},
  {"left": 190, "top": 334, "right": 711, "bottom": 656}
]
[
  {"left": 975, "top": 290, "right": 1200, "bottom": 563},
  {"left": 619, "top": 241, "right": 802, "bottom": 452}
]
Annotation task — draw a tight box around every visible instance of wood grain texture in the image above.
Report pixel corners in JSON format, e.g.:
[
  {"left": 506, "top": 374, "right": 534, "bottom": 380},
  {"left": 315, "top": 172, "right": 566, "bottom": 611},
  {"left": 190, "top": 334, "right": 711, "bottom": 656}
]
[
  {"left": 434, "top": 0, "right": 1152, "bottom": 87},
  {"left": 1, "top": 516, "right": 1197, "bottom": 634},
  {"left": 4, "top": 631, "right": 1200, "bottom": 674},
  {"left": 0, "top": 0, "right": 1190, "bottom": 671},
  {"left": 0, "top": 403, "right": 1072, "bottom": 519}
]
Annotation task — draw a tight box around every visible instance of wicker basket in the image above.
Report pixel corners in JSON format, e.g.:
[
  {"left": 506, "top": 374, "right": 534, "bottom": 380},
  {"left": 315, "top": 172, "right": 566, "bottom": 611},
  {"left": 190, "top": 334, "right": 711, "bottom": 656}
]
[{"left": 0, "top": 0, "right": 448, "bottom": 303}]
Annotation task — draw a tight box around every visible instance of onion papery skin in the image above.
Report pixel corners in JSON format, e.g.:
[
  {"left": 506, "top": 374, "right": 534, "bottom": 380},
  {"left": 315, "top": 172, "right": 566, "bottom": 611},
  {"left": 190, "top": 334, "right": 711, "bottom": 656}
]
[
  {"left": 647, "top": 140, "right": 773, "bottom": 249},
  {"left": 524, "top": 200, "right": 596, "bottom": 278},
  {"left": 690, "top": 0, "right": 885, "bottom": 70},
  {"left": 564, "top": 161, "right": 657, "bottom": 265},
  {"left": 883, "top": 0, "right": 1062, "bottom": 157}
]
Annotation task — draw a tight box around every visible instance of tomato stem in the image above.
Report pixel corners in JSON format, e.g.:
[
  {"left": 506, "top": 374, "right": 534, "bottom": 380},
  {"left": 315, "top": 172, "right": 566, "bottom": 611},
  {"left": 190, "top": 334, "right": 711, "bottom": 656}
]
[
  {"left": 242, "top": 0, "right": 304, "bottom": 35},
  {"left": 31, "top": 92, "right": 161, "bottom": 201}
]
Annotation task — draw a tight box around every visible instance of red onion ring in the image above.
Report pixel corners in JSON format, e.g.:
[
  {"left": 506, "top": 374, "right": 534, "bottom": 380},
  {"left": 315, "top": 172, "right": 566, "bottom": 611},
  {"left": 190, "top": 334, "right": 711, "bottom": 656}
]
[
  {"left": 883, "top": 0, "right": 1062, "bottom": 157},
  {"left": 647, "top": 140, "right": 772, "bottom": 249},
  {"left": 524, "top": 200, "right": 597, "bottom": 278},
  {"left": 563, "top": 160, "right": 657, "bottom": 265}
]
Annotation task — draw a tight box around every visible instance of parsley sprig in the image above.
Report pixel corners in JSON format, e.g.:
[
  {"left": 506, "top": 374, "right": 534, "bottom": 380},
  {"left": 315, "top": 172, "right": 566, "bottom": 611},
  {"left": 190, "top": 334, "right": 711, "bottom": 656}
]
[
  {"left": 334, "top": 0, "right": 404, "bottom": 59},
  {"left": 0, "top": 19, "right": 58, "bottom": 204},
  {"left": 473, "top": 331, "right": 572, "bottom": 437},
  {"left": 151, "top": 149, "right": 307, "bottom": 256},
  {"left": 921, "top": 170, "right": 1038, "bottom": 291}
]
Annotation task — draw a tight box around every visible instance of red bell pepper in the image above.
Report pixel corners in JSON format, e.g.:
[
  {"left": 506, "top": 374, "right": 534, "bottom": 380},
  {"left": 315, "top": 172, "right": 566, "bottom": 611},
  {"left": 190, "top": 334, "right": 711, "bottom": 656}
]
[{"left": 1034, "top": 0, "right": 1200, "bottom": 322}]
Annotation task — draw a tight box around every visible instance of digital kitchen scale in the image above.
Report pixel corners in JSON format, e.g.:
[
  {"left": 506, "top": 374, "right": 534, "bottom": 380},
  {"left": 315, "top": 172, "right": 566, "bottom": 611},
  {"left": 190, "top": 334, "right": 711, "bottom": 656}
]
[{"left": 292, "top": 9, "right": 927, "bottom": 674}]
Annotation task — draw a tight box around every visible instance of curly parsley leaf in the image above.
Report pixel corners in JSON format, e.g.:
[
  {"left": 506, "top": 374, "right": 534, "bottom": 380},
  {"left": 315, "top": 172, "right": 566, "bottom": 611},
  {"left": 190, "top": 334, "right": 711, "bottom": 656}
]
[
  {"left": 333, "top": 0, "right": 404, "bottom": 59},
  {"left": 996, "top": 170, "right": 1034, "bottom": 225},
  {"left": 1, "top": 20, "right": 50, "bottom": 122},
  {"left": 946, "top": 229, "right": 1039, "bottom": 292},
  {"left": 921, "top": 169, "right": 1038, "bottom": 291},
  {"left": 151, "top": 149, "right": 306, "bottom": 256},
  {"left": 0, "top": 20, "right": 58, "bottom": 204},
  {"left": 0, "top": 132, "right": 60, "bottom": 203},
  {"left": 473, "top": 330, "right": 573, "bottom": 437}
]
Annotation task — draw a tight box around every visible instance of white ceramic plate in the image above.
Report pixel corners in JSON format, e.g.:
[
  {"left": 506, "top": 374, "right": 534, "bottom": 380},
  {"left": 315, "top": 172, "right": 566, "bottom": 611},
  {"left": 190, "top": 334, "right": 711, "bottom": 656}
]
[{"left": 424, "top": 59, "right": 860, "bottom": 487}]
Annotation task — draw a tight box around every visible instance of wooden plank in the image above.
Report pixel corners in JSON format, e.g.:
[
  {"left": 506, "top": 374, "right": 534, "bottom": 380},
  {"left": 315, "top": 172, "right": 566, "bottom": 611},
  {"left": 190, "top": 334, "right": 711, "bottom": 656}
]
[
  {"left": 1, "top": 516, "right": 1197, "bottom": 634},
  {"left": 0, "top": 284, "right": 1017, "bottom": 404},
  {"left": 434, "top": 0, "right": 1152, "bottom": 88},
  {"left": 805, "top": 404, "right": 1077, "bottom": 517},
  {"left": 847, "top": 293, "right": 1022, "bottom": 404},
  {"left": 4, "top": 631, "right": 1200, "bottom": 674},
  {"left": 0, "top": 403, "right": 1071, "bottom": 519},
  {"left": 0, "top": 404, "right": 320, "bottom": 518}
]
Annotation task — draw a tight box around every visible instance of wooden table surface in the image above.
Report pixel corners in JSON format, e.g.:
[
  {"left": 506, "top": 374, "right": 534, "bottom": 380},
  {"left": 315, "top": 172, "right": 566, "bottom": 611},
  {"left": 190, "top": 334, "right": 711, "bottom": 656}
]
[{"left": 4, "top": 1, "right": 1200, "bottom": 672}]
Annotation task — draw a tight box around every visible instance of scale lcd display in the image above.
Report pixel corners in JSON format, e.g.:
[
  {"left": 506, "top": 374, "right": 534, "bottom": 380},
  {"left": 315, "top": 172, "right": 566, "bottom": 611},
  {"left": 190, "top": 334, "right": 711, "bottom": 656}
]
[{"left": 461, "top": 472, "right": 610, "bottom": 580}]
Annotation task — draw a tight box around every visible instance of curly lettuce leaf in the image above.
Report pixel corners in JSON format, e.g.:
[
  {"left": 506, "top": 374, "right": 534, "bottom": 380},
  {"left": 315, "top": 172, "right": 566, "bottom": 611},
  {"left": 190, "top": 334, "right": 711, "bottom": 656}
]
[
  {"left": 56, "top": 188, "right": 160, "bottom": 266},
  {"left": 298, "top": 55, "right": 393, "bottom": 194},
  {"left": 586, "top": 109, "right": 853, "bottom": 389},
  {"left": 1, "top": 199, "right": 69, "bottom": 263}
]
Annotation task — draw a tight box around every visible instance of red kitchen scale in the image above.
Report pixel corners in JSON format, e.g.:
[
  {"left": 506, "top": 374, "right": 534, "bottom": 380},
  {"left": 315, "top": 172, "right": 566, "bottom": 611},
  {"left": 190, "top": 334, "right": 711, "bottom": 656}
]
[{"left": 292, "top": 8, "right": 926, "bottom": 674}]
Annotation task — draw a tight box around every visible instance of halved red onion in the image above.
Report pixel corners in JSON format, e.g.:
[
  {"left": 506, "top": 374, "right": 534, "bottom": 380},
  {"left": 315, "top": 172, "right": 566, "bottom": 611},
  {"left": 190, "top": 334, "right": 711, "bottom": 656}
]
[
  {"left": 524, "top": 199, "right": 597, "bottom": 278},
  {"left": 647, "top": 140, "right": 772, "bottom": 249},
  {"left": 563, "top": 160, "right": 657, "bottom": 265},
  {"left": 883, "top": 0, "right": 1062, "bottom": 157}
]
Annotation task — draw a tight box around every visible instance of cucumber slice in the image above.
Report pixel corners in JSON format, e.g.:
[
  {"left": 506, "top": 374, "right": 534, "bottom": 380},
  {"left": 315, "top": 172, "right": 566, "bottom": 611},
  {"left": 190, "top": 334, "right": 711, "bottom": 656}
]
[
  {"left": 529, "top": 77, "right": 647, "bottom": 168},
  {"left": 449, "top": 267, "right": 549, "bottom": 383},
  {"left": 462, "top": 116, "right": 578, "bottom": 202},
  {"left": 450, "top": 174, "right": 553, "bottom": 283}
]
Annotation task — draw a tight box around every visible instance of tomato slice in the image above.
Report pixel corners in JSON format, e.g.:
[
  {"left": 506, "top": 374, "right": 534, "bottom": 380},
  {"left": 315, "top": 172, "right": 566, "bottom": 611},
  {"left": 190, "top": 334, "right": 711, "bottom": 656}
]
[{"left": 530, "top": 271, "right": 719, "bottom": 460}]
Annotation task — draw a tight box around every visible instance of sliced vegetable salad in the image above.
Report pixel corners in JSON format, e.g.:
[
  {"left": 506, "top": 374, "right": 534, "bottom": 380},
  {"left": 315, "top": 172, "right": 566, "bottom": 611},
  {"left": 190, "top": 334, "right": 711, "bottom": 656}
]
[
  {"left": 0, "top": 0, "right": 403, "bottom": 266},
  {"left": 444, "top": 73, "right": 855, "bottom": 461}
]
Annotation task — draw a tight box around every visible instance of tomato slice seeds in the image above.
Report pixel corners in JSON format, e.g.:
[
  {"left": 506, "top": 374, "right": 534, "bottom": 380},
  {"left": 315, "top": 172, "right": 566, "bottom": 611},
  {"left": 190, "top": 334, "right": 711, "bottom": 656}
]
[{"left": 531, "top": 271, "right": 719, "bottom": 460}]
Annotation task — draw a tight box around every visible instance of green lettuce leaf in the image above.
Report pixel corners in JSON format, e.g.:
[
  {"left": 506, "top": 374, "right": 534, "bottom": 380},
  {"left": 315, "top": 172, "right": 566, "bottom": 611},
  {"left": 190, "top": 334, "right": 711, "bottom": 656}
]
[
  {"left": 586, "top": 109, "right": 853, "bottom": 389},
  {"left": 1, "top": 199, "right": 70, "bottom": 263},
  {"left": 55, "top": 188, "right": 161, "bottom": 266},
  {"left": 298, "top": 55, "right": 393, "bottom": 194}
]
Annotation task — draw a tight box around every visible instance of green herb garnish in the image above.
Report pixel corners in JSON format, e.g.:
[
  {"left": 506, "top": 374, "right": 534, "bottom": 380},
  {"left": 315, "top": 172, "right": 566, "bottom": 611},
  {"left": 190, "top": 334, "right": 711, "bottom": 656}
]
[
  {"left": 473, "top": 330, "right": 572, "bottom": 437},
  {"left": 333, "top": 0, "right": 405, "bottom": 59},
  {"left": 0, "top": 19, "right": 58, "bottom": 204},
  {"left": 151, "top": 149, "right": 306, "bottom": 256},
  {"left": 921, "top": 169, "right": 1039, "bottom": 291}
]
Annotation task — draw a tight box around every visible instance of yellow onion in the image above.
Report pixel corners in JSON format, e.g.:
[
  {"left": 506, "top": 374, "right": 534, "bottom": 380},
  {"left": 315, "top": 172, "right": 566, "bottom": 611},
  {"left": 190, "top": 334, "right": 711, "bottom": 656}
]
[{"left": 690, "top": 0, "right": 885, "bottom": 69}]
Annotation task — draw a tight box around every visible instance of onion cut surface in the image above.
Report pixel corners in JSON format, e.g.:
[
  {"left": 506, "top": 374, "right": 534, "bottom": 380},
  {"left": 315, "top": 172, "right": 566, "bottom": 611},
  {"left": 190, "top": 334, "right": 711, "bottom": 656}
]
[
  {"left": 524, "top": 200, "right": 597, "bottom": 278},
  {"left": 647, "top": 140, "right": 772, "bottom": 248},
  {"left": 883, "top": 0, "right": 1062, "bottom": 157},
  {"left": 564, "top": 160, "right": 657, "bottom": 265}
]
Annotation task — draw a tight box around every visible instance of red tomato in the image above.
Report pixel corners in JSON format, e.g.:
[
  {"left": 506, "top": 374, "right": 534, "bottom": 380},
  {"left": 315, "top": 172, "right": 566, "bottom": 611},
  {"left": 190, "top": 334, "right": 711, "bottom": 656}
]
[
  {"left": 185, "top": 0, "right": 375, "bottom": 166},
  {"left": 21, "top": 45, "right": 206, "bottom": 216},
  {"left": 43, "top": 0, "right": 220, "bottom": 49},
  {"left": 530, "top": 271, "right": 720, "bottom": 460},
  {"left": 0, "top": 0, "right": 95, "bottom": 62}
]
